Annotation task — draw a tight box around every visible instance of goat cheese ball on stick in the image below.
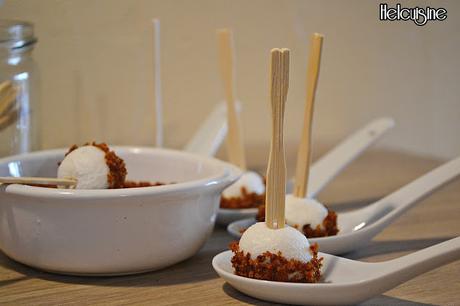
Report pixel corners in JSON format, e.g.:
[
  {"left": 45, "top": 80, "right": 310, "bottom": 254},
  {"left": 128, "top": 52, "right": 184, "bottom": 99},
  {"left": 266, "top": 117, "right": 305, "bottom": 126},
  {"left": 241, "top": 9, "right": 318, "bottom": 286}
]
[
  {"left": 231, "top": 48, "right": 322, "bottom": 283},
  {"left": 257, "top": 196, "right": 338, "bottom": 238},
  {"left": 2, "top": 142, "right": 166, "bottom": 189},
  {"left": 257, "top": 33, "right": 339, "bottom": 238},
  {"left": 58, "top": 142, "right": 127, "bottom": 189},
  {"left": 288, "top": 33, "right": 338, "bottom": 237},
  {"left": 216, "top": 29, "right": 266, "bottom": 209}
]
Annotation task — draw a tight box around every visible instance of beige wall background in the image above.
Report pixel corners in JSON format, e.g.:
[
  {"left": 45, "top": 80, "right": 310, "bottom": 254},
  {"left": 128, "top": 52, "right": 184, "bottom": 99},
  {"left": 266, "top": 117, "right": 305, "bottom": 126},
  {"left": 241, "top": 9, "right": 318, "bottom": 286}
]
[{"left": 1, "top": 0, "right": 459, "bottom": 162}]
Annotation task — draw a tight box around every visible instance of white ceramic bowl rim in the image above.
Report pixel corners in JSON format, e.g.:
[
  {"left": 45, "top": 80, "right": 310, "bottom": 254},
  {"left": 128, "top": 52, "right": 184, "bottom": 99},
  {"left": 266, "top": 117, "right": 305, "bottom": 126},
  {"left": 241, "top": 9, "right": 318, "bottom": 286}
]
[{"left": 0, "top": 146, "right": 242, "bottom": 199}]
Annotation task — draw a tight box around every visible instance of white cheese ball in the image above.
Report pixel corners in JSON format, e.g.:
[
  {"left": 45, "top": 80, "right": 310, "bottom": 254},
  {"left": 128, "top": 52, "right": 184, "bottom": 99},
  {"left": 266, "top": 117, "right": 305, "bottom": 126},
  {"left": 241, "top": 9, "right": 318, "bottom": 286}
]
[
  {"left": 285, "top": 195, "right": 328, "bottom": 229},
  {"left": 239, "top": 222, "right": 312, "bottom": 263},
  {"left": 58, "top": 146, "right": 109, "bottom": 189},
  {"left": 222, "top": 171, "right": 265, "bottom": 198}
]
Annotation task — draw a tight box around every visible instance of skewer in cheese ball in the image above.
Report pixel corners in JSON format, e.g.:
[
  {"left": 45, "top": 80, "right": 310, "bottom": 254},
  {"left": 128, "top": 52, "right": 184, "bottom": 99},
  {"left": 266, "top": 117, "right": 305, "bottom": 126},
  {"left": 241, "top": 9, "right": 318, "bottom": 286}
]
[
  {"left": 216, "top": 29, "right": 266, "bottom": 210},
  {"left": 282, "top": 33, "right": 337, "bottom": 238},
  {"left": 58, "top": 142, "right": 127, "bottom": 189},
  {"left": 231, "top": 48, "right": 322, "bottom": 283}
]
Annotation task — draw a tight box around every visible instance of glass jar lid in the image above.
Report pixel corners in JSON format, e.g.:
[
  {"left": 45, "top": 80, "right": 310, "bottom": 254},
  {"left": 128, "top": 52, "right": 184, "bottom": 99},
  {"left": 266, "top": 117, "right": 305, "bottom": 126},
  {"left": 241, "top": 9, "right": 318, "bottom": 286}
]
[{"left": 0, "top": 20, "right": 37, "bottom": 50}]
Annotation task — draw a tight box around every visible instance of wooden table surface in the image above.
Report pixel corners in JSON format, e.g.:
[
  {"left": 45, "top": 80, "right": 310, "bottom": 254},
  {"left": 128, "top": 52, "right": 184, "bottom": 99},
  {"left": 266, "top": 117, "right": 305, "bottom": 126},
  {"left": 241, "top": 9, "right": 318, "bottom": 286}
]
[{"left": 0, "top": 149, "right": 459, "bottom": 305}]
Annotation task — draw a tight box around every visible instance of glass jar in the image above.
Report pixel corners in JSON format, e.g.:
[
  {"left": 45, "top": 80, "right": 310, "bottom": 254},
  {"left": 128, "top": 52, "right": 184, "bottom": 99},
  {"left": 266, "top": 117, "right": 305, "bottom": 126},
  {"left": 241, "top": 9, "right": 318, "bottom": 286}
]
[{"left": 0, "top": 20, "right": 39, "bottom": 157}]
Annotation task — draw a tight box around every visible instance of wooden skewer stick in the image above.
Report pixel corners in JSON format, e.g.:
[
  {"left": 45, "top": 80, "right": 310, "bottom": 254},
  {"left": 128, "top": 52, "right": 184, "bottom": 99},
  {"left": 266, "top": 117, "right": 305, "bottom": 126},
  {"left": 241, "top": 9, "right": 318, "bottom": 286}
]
[
  {"left": 217, "top": 28, "right": 246, "bottom": 170},
  {"left": 0, "top": 176, "right": 77, "bottom": 188},
  {"left": 0, "top": 108, "right": 19, "bottom": 132},
  {"left": 0, "top": 83, "right": 18, "bottom": 118},
  {"left": 0, "top": 81, "right": 19, "bottom": 132},
  {"left": 152, "top": 18, "right": 163, "bottom": 148},
  {"left": 293, "top": 33, "right": 324, "bottom": 198},
  {"left": 0, "top": 80, "right": 12, "bottom": 95},
  {"left": 265, "top": 48, "right": 290, "bottom": 229}
]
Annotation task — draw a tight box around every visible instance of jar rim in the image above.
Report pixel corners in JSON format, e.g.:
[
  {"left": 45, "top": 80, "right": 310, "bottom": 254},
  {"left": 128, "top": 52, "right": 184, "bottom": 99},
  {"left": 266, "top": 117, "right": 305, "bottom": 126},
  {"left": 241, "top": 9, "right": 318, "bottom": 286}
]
[{"left": 0, "top": 19, "right": 37, "bottom": 50}]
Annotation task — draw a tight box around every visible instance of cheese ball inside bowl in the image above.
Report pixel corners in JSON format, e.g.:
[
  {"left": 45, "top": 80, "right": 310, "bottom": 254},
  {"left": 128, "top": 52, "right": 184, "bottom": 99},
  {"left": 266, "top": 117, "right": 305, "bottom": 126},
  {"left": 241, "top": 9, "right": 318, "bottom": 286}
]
[{"left": 0, "top": 146, "right": 241, "bottom": 275}]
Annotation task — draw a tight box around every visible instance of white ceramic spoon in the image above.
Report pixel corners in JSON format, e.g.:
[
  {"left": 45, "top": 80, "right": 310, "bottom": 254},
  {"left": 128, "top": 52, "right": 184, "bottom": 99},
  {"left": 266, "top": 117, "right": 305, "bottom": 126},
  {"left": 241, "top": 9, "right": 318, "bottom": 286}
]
[
  {"left": 217, "top": 117, "right": 395, "bottom": 225},
  {"left": 184, "top": 101, "right": 243, "bottom": 157},
  {"left": 228, "top": 156, "right": 460, "bottom": 254},
  {"left": 304, "top": 117, "right": 394, "bottom": 198},
  {"left": 213, "top": 236, "right": 460, "bottom": 305},
  {"left": 184, "top": 102, "right": 228, "bottom": 157}
]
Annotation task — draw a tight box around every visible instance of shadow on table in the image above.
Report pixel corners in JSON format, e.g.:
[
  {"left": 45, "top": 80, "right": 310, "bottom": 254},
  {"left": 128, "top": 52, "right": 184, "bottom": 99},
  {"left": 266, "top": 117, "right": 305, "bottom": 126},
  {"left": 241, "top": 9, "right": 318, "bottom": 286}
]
[
  {"left": 0, "top": 227, "right": 234, "bottom": 288},
  {"left": 222, "top": 283, "right": 434, "bottom": 306},
  {"left": 361, "top": 295, "right": 435, "bottom": 306},
  {"left": 222, "top": 283, "right": 283, "bottom": 305},
  {"left": 0, "top": 275, "right": 28, "bottom": 287}
]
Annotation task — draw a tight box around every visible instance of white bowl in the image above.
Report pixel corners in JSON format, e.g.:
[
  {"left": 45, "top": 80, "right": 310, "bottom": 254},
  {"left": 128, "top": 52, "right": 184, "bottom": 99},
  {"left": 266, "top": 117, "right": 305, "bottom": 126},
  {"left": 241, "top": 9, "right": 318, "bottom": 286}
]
[{"left": 0, "top": 146, "right": 241, "bottom": 275}]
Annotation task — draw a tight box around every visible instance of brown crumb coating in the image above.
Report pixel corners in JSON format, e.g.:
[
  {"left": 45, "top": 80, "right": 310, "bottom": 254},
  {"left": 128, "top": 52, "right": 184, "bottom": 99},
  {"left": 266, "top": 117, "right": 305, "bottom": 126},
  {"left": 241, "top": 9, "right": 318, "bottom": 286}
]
[
  {"left": 230, "top": 241, "right": 322, "bottom": 283},
  {"left": 220, "top": 175, "right": 266, "bottom": 209},
  {"left": 57, "top": 142, "right": 172, "bottom": 189},
  {"left": 220, "top": 186, "right": 265, "bottom": 209},
  {"left": 122, "top": 181, "right": 166, "bottom": 188},
  {"left": 256, "top": 205, "right": 339, "bottom": 238},
  {"left": 63, "top": 142, "right": 127, "bottom": 189},
  {"left": 30, "top": 181, "right": 167, "bottom": 189},
  {"left": 300, "top": 210, "right": 339, "bottom": 238}
]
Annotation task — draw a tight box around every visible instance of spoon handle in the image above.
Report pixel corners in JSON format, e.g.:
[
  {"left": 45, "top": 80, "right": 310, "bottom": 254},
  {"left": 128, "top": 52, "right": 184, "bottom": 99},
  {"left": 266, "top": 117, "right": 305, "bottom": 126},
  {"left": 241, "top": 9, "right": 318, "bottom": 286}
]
[
  {"left": 306, "top": 117, "right": 394, "bottom": 197},
  {"left": 380, "top": 237, "right": 460, "bottom": 285},
  {"left": 372, "top": 155, "right": 460, "bottom": 219},
  {"left": 184, "top": 102, "right": 230, "bottom": 156}
]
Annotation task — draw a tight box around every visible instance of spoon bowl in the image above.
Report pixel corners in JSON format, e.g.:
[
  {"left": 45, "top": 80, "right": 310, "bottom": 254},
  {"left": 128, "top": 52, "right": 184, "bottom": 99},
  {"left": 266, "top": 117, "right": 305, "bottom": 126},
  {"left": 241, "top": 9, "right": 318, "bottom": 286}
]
[{"left": 213, "top": 237, "right": 460, "bottom": 305}]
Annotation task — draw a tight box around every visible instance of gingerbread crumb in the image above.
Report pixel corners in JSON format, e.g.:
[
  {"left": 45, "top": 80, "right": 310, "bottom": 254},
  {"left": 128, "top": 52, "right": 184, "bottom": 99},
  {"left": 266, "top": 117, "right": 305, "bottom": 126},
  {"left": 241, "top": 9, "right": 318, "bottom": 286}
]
[
  {"left": 122, "top": 181, "right": 166, "bottom": 188},
  {"left": 220, "top": 186, "right": 265, "bottom": 209},
  {"left": 230, "top": 242, "right": 322, "bottom": 283},
  {"left": 256, "top": 205, "right": 339, "bottom": 238},
  {"left": 56, "top": 142, "right": 173, "bottom": 189}
]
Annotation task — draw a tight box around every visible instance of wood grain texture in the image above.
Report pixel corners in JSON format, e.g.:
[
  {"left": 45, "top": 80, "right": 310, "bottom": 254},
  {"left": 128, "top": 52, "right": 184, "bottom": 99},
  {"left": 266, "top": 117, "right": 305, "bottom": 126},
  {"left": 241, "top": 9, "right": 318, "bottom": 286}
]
[
  {"left": 0, "top": 81, "right": 15, "bottom": 114},
  {"left": 217, "top": 29, "right": 246, "bottom": 170},
  {"left": 265, "top": 49, "right": 289, "bottom": 229},
  {"left": 294, "top": 33, "right": 323, "bottom": 198},
  {"left": 0, "top": 177, "right": 77, "bottom": 187},
  {"left": 0, "top": 81, "right": 19, "bottom": 133},
  {"left": 0, "top": 150, "right": 459, "bottom": 305}
]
